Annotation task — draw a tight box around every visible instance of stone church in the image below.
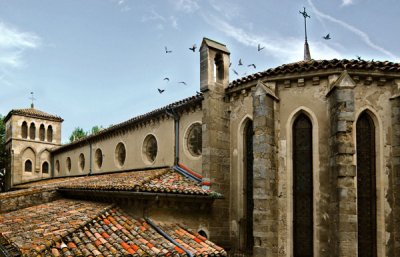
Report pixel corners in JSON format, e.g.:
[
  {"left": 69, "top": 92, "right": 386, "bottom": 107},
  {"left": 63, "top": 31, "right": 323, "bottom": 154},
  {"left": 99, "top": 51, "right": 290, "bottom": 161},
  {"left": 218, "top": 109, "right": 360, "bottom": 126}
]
[{"left": 1, "top": 37, "right": 400, "bottom": 257}]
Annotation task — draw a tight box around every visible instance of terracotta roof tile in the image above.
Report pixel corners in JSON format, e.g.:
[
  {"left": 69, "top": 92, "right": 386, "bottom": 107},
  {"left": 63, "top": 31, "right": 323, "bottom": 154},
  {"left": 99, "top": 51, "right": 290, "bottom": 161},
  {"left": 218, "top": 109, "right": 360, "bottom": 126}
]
[
  {"left": 14, "top": 168, "right": 221, "bottom": 197},
  {"left": 4, "top": 107, "right": 63, "bottom": 122},
  {"left": 228, "top": 59, "right": 400, "bottom": 89},
  {"left": 0, "top": 202, "right": 226, "bottom": 256}
]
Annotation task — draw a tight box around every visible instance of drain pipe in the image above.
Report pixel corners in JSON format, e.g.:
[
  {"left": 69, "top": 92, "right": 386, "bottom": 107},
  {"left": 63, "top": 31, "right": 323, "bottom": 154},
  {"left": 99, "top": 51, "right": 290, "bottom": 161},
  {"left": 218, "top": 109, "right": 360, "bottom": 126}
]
[
  {"left": 166, "top": 108, "right": 180, "bottom": 165},
  {"left": 145, "top": 217, "right": 194, "bottom": 257}
]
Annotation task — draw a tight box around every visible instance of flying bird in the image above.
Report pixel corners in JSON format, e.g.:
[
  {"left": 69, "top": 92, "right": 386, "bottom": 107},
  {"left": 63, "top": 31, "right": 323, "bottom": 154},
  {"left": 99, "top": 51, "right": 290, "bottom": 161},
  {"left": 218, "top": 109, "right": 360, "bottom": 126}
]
[
  {"left": 238, "top": 59, "right": 243, "bottom": 66},
  {"left": 232, "top": 69, "right": 239, "bottom": 75},
  {"left": 178, "top": 81, "right": 187, "bottom": 85},
  {"left": 229, "top": 62, "right": 232, "bottom": 67},
  {"left": 158, "top": 88, "right": 165, "bottom": 94},
  {"left": 248, "top": 64, "right": 256, "bottom": 69},
  {"left": 163, "top": 77, "right": 170, "bottom": 82},
  {"left": 323, "top": 33, "right": 331, "bottom": 40},
  {"left": 356, "top": 55, "right": 362, "bottom": 61},
  {"left": 164, "top": 46, "right": 172, "bottom": 53},
  {"left": 189, "top": 44, "right": 197, "bottom": 52},
  {"left": 257, "top": 44, "right": 265, "bottom": 51}
]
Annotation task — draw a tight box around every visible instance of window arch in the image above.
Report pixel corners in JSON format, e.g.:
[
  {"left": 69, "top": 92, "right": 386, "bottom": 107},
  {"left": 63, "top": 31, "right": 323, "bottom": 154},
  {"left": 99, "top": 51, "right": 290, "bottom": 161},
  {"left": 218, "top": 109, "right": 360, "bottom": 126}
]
[
  {"left": 39, "top": 124, "right": 45, "bottom": 141},
  {"left": 47, "top": 125, "right": 53, "bottom": 142},
  {"left": 21, "top": 121, "right": 28, "bottom": 139},
  {"left": 66, "top": 157, "right": 71, "bottom": 172},
  {"left": 243, "top": 119, "right": 254, "bottom": 252},
  {"left": 143, "top": 135, "right": 157, "bottom": 163},
  {"left": 79, "top": 153, "right": 85, "bottom": 171},
  {"left": 186, "top": 123, "right": 202, "bottom": 157},
  {"left": 29, "top": 122, "right": 36, "bottom": 140},
  {"left": 42, "top": 161, "right": 49, "bottom": 174},
  {"left": 115, "top": 143, "right": 126, "bottom": 167},
  {"left": 24, "top": 160, "right": 32, "bottom": 172},
  {"left": 55, "top": 160, "right": 60, "bottom": 173},
  {"left": 95, "top": 148, "right": 103, "bottom": 169},
  {"left": 293, "top": 113, "right": 313, "bottom": 257},
  {"left": 356, "top": 111, "right": 377, "bottom": 257}
]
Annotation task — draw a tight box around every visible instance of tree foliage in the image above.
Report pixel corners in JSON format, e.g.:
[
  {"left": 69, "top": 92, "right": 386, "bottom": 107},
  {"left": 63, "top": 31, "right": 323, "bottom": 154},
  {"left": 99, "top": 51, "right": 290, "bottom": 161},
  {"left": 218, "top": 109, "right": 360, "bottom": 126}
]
[
  {"left": 69, "top": 127, "right": 87, "bottom": 142},
  {"left": 0, "top": 115, "right": 6, "bottom": 170},
  {"left": 90, "top": 125, "right": 103, "bottom": 135}
]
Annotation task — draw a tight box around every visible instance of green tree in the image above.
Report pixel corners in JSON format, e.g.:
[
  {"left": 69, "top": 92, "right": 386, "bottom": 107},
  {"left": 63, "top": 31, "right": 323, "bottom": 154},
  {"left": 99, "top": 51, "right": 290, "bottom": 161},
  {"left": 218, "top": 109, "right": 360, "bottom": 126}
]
[
  {"left": 0, "top": 115, "right": 6, "bottom": 170},
  {"left": 90, "top": 125, "right": 103, "bottom": 135},
  {"left": 69, "top": 127, "right": 87, "bottom": 142}
]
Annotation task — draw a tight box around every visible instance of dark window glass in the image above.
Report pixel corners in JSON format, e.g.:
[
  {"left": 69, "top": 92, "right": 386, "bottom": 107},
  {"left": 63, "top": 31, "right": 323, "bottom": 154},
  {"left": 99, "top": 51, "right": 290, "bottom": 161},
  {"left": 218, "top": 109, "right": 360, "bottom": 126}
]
[{"left": 24, "top": 160, "right": 32, "bottom": 172}]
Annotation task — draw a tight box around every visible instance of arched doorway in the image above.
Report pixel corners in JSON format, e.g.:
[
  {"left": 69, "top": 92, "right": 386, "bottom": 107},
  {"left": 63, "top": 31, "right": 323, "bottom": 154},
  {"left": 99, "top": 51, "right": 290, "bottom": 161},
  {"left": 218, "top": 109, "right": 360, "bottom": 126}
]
[
  {"left": 243, "top": 120, "right": 254, "bottom": 253},
  {"left": 293, "top": 113, "right": 313, "bottom": 257},
  {"left": 356, "top": 112, "right": 377, "bottom": 257}
]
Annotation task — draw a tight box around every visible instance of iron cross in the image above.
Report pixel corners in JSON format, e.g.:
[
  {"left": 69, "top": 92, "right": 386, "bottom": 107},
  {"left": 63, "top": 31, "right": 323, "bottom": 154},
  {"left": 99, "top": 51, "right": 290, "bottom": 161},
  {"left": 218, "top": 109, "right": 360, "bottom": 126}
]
[
  {"left": 299, "top": 7, "right": 311, "bottom": 42},
  {"left": 29, "top": 92, "right": 36, "bottom": 108}
]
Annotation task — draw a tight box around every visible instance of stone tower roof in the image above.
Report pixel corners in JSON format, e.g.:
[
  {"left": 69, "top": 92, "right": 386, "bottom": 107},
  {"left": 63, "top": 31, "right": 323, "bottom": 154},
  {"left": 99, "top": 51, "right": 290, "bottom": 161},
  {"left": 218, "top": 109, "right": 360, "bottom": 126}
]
[{"left": 4, "top": 107, "right": 64, "bottom": 122}]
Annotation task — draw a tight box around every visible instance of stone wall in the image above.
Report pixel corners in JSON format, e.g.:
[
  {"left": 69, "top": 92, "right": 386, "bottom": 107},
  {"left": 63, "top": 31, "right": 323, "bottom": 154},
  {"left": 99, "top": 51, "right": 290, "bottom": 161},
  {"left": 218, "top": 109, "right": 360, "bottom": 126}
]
[{"left": 0, "top": 188, "right": 60, "bottom": 213}]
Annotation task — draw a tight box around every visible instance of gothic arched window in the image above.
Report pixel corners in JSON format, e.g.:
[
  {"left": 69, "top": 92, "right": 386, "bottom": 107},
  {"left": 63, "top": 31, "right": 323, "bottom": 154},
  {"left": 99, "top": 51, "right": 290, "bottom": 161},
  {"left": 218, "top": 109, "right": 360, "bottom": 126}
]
[
  {"left": 356, "top": 112, "right": 377, "bottom": 257},
  {"left": 293, "top": 113, "right": 313, "bottom": 257},
  {"left": 42, "top": 161, "right": 49, "bottom": 174},
  {"left": 47, "top": 125, "right": 53, "bottom": 142}
]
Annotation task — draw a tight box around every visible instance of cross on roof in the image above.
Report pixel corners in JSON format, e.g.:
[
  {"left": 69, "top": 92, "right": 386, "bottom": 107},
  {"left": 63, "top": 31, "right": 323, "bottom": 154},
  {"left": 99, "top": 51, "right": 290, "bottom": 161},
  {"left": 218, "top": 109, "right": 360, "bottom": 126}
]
[
  {"left": 29, "top": 92, "right": 36, "bottom": 108},
  {"left": 299, "top": 7, "right": 310, "bottom": 42}
]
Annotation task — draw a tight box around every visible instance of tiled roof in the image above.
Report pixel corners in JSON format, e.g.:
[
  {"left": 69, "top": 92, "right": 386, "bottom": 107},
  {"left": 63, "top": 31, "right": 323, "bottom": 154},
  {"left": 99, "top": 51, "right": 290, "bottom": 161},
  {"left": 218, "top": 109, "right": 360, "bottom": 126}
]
[
  {"left": 4, "top": 107, "right": 63, "bottom": 122},
  {"left": 53, "top": 93, "right": 203, "bottom": 153},
  {"left": 15, "top": 168, "right": 220, "bottom": 198},
  {"left": 0, "top": 200, "right": 226, "bottom": 256},
  {"left": 228, "top": 59, "right": 400, "bottom": 89},
  {"left": 0, "top": 199, "right": 110, "bottom": 255}
]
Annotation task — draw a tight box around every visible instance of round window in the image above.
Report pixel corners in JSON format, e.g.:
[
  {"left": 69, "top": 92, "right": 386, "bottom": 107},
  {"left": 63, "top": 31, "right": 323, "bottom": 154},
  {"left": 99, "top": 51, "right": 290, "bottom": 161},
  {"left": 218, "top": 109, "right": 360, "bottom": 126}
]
[
  {"left": 143, "top": 135, "right": 158, "bottom": 163},
  {"left": 66, "top": 157, "right": 71, "bottom": 172},
  {"left": 95, "top": 148, "right": 103, "bottom": 169},
  {"left": 79, "top": 153, "right": 85, "bottom": 171},
  {"left": 187, "top": 123, "right": 202, "bottom": 157},
  {"left": 115, "top": 143, "right": 126, "bottom": 167}
]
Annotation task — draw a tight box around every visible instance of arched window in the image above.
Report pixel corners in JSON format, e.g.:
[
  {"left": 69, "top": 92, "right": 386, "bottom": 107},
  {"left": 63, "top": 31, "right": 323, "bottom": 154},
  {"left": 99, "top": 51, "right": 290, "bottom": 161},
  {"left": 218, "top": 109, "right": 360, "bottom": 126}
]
[
  {"left": 79, "top": 153, "right": 85, "bottom": 171},
  {"left": 243, "top": 120, "right": 254, "bottom": 253},
  {"left": 95, "top": 148, "right": 103, "bottom": 169},
  {"left": 21, "top": 121, "right": 28, "bottom": 139},
  {"left": 187, "top": 123, "right": 202, "bottom": 157},
  {"left": 66, "top": 157, "right": 71, "bottom": 172},
  {"left": 47, "top": 125, "right": 53, "bottom": 142},
  {"left": 356, "top": 112, "right": 377, "bottom": 257},
  {"left": 214, "top": 53, "right": 224, "bottom": 83},
  {"left": 39, "top": 124, "right": 45, "bottom": 141},
  {"left": 42, "top": 162, "right": 49, "bottom": 173},
  {"left": 29, "top": 123, "right": 36, "bottom": 140},
  {"left": 143, "top": 135, "right": 157, "bottom": 163},
  {"left": 55, "top": 160, "right": 60, "bottom": 173},
  {"left": 293, "top": 113, "right": 313, "bottom": 257},
  {"left": 24, "top": 160, "right": 32, "bottom": 172},
  {"left": 115, "top": 143, "right": 126, "bottom": 167}
]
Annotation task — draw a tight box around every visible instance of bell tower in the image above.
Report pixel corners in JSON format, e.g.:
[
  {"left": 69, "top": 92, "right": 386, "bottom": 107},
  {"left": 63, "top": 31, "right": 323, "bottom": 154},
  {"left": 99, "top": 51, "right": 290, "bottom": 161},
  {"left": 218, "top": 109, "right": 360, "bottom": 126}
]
[{"left": 200, "top": 38, "right": 231, "bottom": 247}]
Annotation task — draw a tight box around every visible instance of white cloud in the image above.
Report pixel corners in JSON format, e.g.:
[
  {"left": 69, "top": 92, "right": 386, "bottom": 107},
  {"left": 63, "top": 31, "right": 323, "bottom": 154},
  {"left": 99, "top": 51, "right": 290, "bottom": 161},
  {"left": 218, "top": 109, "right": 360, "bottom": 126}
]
[
  {"left": 341, "top": 0, "right": 353, "bottom": 6},
  {"left": 0, "top": 22, "right": 40, "bottom": 68},
  {"left": 141, "top": 10, "right": 179, "bottom": 30},
  {"left": 205, "top": 15, "right": 343, "bottom": 64},
  {"left": 308, "top": 0, "right": 399, "bottom": 61},
  {"left": 172, "top": 0, "right": 199, "bottom": 13}
]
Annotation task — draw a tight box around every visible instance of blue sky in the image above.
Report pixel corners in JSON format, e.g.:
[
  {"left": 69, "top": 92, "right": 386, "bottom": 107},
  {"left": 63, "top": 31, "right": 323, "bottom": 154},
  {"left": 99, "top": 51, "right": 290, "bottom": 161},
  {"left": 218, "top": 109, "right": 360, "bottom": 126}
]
[{"left": 1, "top": 0, "right": 399, "bottom": 143}]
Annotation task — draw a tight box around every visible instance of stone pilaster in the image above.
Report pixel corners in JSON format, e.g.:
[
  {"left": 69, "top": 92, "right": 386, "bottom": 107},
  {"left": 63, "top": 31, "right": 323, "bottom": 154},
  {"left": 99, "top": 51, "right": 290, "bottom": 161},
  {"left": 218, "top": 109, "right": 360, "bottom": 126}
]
[
  {"left": 390, "top": 92, "right": 400, "bottom": 257},
  {"left": 252, "top": 81, "right": 279, "bottom": 257},
  {"left": 327, "top": 71, "right": 357, "bottom": 257}
]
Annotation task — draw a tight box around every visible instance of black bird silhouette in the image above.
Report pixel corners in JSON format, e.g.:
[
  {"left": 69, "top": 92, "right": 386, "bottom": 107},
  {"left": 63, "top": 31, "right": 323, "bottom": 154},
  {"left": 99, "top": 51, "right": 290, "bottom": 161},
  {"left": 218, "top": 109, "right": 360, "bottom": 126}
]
[
  {"left": 158, "top": 88, "right": 165, "bottom": 94},
  {"left": 232, "top": 69, "right": 239, "bottom": 75},
  {"left": 229, "top": 62, "right": 232, "bottom": 67},
  {"left": 163, "top": 77, "right": 170, "bottom": 82},
  {"left": 257, "top": 44, "right": 265, "bottom": 51},
  {"left": 164, "top": 46, "right": 172, "bottom": 53},
  {"left": 248, "top": 64, "right": 256, "bottom": 69},
  {"left": 178, "top": 81, "right": 187, "bottom": 85},
  {"left": 238, "top": 59, "right": 243, "bottom": 66},
  {"left": 189, "top": 44, "right": 197, "bottom": 52},
  {"left": 356, "top": 55, "right": 362, "bottom": 61},
  {"left": 323, "top": 33, "right": 331, "bottom": 40}
]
